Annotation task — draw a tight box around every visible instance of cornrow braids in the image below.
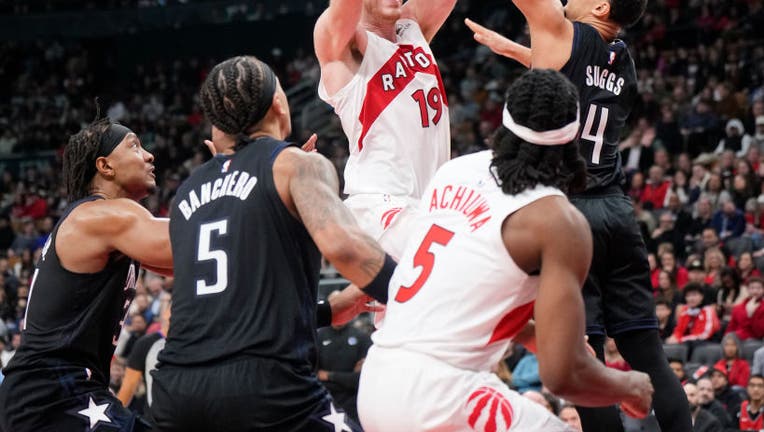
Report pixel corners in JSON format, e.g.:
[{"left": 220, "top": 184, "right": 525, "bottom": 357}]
[
  {"left": 199, "top": 56, "right": 276, "bottom": 138},
  {"left": 491, "top": 69, "right": 587, "bottom": 195},
  {"left": 62, "top": 117, "right": 112, "bottom": 202}
]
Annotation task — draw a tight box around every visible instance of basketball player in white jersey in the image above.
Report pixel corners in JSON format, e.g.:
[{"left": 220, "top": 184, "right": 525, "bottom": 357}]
[
  {"left": 357, "top": 69, "right": 653, "bottom": 431},
  {"left": 314, "top": 0, "right": 454, "bottom": 260}
]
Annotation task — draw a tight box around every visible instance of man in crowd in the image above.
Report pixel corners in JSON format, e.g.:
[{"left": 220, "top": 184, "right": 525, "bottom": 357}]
[{"left": 739, "top": 374, "right": 764, "bottom": 431}]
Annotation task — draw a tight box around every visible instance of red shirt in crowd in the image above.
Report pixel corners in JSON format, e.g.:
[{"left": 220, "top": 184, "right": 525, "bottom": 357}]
[
  {"left": 673, "top": 305, "right": 720, "bottom": 343},
  {"left": 714, "top": 358, "right": 751, "bottom": 388},
  {"left": 739, "top": 400, "right": 764, "bottom": 431},
  {"left": 726, "top": 297, "right": 764, "bottom": 340},
  {"left": 651, "top": 267, "right": 689, "bottom": 290},
  {"left": 640, "top": 180, "right": 671, "bottom": 209}
]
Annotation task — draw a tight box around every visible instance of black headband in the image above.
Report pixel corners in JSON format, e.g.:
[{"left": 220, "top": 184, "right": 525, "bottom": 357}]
[
  {"left": 98, "top": 123, "right": 133, "bottom": 157},
  {"left": 242, "top": 63, "right": 277, "bottom": 134}
]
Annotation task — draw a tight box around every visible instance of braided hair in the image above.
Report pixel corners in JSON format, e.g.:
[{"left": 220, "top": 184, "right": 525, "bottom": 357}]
[
  {"left": 490, "top": 69, "right": 587, "bottom": 195},
  {"left": 62, "top": 117, "right": 112, "bottom": 202},
  {"left": 199, "top": 56, "right": 276, "bottom": 138}
]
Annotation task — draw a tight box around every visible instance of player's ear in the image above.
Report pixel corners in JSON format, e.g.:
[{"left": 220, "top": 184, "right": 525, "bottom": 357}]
[
  {"left": 592, "top": 0, "right": 610, "bottom": 19},
  {"left": 271, "top": 92, "right": 287, "bottom": 116},
  {"left": 94, "top": 156, "right": 116, "bottom": 178}
]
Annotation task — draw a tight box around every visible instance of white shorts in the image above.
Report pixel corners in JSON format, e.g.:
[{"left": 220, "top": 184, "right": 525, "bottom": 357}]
[
  {"left": 344, "top": 194, "right": 419, "bottom": 261},
  {"left": 358, "top": 346, "right": 572, "bottom": 432}
]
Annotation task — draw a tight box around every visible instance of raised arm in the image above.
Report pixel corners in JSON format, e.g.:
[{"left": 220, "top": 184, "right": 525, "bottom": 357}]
[
  {"left": 277, "top": 148, "right": 386, "bottom": 291},
  {"left": 512, "top": 0, "right": 574, "bottom": 70},
  {"left": 401, "top": 0, "right": 457, "bottom": 43},
  {"left": 507, "top": 197, "right": 653, "bottom": 416},
  {"left": 464, "top": 19, "right": 531, "bottom": 68},
  {"left": 314, "top": 0, "right": 365, "bottom": 95}
]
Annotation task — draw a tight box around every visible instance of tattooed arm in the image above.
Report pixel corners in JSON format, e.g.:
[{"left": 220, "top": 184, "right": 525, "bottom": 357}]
[{"left": 273, "top": 147, "right": 385, "bottom": 287}]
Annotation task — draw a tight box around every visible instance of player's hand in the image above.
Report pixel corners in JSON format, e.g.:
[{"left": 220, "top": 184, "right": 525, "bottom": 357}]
[
  {"left": 204, "top": 139, "right": 217, "bottom": 156},
  {"left": 330, "top": 284, "right": 385, "bottom": 326},
  {"left": 584, "top": 335, "right": 597, "bottom": 358},
  {"left": 301, "top": 133, "right": 318, "bottom": 153},
  {"left": 619, "top": 371, "right": 654, "bottom": 419},
  {"left": 464, "top": 18, "right": 515, "bottom": 58}
]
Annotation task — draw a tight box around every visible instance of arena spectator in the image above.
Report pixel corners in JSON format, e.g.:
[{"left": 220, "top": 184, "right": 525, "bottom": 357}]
[
  {"left": 737, "top": 252, "right": 761, "bottom": 284},
  {"left": 667, "top": 282, "right": 720, "bottom": 346},
  {"left": 684, "top": 382, "right": 724, "bottom": 432},
  {"left": 726, "top": 276, "right": 764, "bottom": 341},
  {"left": 657, "top": 300, "right": 677, "bottom": 342},
  {"left": 739, "top": 374, "right": 764, "bottom": 431},
  {"left": 714, "top": 333, "right": 751, "bottom": 389},
  {"left": 716, "top": 267, "right": 748, "bottom": 323},
  {"left": 696, "top": 377, "right": 734, "bottom": 429},
  {"left": 715, "top": 118, "right": 753, "bottom": 157},
  {"left": 689, "top": 197, "right": 714, "bottom": 239},
  {"left": 711, "top": 200, "right": 747, "bottom": 241},
  {"left": 604, "top": 337, "right": 630, "bottom": 371},
  {"left": 642, "top": 165, "right": 672, "bottom": 210},
  {"left": 668, "top": 358, "right": 686, "bottom": 382},
  {"left": 558, "top": 404, "right": 583, "bottom": 432},
  {"left": 704, "top": 248, "right": 727, "bottom": 287},
  {"left": 710, "top": 366, "right": 745, "bottom": 420}
]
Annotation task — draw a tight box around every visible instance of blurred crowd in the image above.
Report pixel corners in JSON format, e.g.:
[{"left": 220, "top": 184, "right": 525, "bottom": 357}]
[{"left": 1, "top": 0, "right": 764, "bottom": 430}]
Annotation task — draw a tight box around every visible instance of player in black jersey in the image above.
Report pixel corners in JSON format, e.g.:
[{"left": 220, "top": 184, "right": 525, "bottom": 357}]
[
  {"left": 150, "top": 56, "right": 394, "bottom": 432},
  {"left": 466, "top": 1, "right": 692, "bottom": 431},
  {"left": 0, "top": 119, "right": 174, "bottom": 431}
]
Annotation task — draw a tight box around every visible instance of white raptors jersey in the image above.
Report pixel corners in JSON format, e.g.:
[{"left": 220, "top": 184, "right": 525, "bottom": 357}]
[
  {"left": 319, "top": 19, "right": 450, "bottom": 199},
  {"left": 373, "top": 150, "right": 565, "bottom": 372}
]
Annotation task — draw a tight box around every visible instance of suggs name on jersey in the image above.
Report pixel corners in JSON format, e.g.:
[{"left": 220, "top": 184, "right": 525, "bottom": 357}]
[
  {"left": 585, "top": 65, "right": 624, "bottom": 95},
  {"left": 177, "top": 170, "right": 258, "bottom": 220}
]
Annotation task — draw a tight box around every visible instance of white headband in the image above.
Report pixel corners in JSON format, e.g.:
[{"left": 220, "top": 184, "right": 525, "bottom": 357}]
[{"left": 502, "top": 103, "right": 580, "bottom": 146}]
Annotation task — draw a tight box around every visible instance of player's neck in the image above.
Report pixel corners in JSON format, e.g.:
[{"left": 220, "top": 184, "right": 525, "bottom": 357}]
[
  {"left": 361, "top": 17, "right": 397, "bottom": 41},
  {"left": 88, "top": 180, "right": 140, "bottom": 201},
  {"left": 580, "top": 17, "right": 620, "bottom": 42},
  {"left": 249, "top": 122, "right": 286, "bottom": 142}
]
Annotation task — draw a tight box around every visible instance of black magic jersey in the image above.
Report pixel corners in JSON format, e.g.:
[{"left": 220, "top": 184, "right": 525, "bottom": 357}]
[
  {"left": 561, "top": 22, "right": 638, "bottom": 192},
  {"left": 3, "top": 196, "right": 139, "bottom": 384},
  {"left": 159, "top": 137, "right": 322, "bottom": 368}
]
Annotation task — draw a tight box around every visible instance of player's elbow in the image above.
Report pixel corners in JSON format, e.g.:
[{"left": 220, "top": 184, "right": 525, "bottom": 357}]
[
  {"left": 538, "top": 354, "right": 583, "bottom": 397},
  {"left": 319, "top": 231, "right": 363, "bottom": 266},
  {"left": 538, "top": 366, "right": 571, "bottom": 396}
]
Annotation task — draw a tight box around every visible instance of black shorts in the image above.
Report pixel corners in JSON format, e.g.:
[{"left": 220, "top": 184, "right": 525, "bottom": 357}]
[
  {"left": 150, "top": 356, "right": 362, "bottom": 432},
  {"left": 570, "top": 190, "right": 658, "bottom": 336},
  {"left": 0, "top": 366, "right": 151, "bottom": 432}
]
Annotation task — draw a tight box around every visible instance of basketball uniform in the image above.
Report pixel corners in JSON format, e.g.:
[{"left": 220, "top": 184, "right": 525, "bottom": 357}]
[
  {"left": 739, "top": 400, "right": 764, "bottom": 431},
  {"left": 0, "top": 196, "right": 149, "bottom": 432},
  {"left": 561, "top": 22, "right": 657, "bottom": 336},
  {"left": 357, "top": 151, "right": 572, "bottom": 431},
  {"left": 151, "top": 137, "right": 359, "bottom": 432},
  {"left": 319, "top": 19, "right": 450, "bottom": 260}
]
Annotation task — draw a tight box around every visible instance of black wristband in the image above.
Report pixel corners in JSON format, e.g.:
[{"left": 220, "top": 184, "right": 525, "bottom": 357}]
[
  {"left": 316, "top": 300, "right": 332, "bottom": 328},
  {"left": 361, "top": 254, "right": 396, "bottom": 304}
]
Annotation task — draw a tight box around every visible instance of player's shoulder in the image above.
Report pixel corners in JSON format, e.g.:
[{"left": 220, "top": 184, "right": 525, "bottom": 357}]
[
  {"left": 66, "top": 198, "right": 152, "bottom": 236},
  {"left": 514, "top": 195, "right": 590, "bottom": 241}
]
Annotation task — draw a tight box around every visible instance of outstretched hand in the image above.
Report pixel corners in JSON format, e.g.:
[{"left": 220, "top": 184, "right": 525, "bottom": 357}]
[
  {"left": 464, "top": 18, "right": 514, "bottom": 57},
  {"left": 301, "top": 133, "right": 318, "bottom": 153},
  {"left": 330, "top": 284, "right": 385, "bottom": 326}
]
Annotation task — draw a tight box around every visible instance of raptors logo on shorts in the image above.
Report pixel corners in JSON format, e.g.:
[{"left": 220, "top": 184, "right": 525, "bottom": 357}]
[
  {"left": 466, "top": 386, "right": 513, "bottom": 432},
  {"left": 380, "top": 207, "right": 403, "bottom": 229}
]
